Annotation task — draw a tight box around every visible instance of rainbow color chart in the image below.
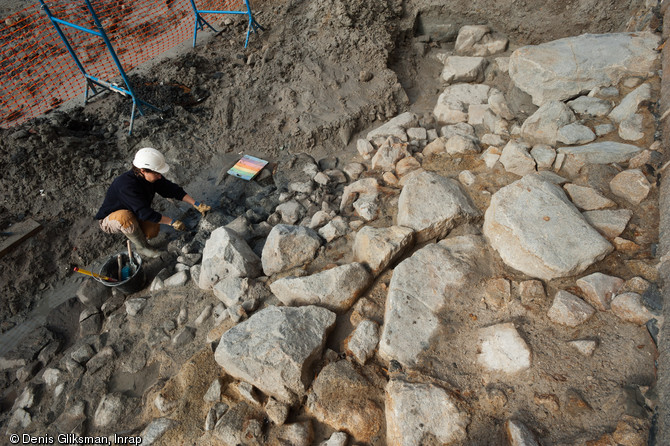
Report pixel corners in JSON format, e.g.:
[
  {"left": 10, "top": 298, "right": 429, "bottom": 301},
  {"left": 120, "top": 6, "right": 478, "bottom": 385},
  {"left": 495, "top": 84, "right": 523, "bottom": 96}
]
[{"left": 227, "top": 155, "right": 268, "bottom": 181}]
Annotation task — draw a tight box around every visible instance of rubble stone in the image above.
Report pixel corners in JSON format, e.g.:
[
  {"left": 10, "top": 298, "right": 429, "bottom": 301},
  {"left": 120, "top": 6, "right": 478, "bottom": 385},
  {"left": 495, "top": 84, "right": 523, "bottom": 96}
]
[
  {"left": 477, "top": 323, "right": 531, "bottom": 374},
  {"left": 441, "top": 56, "right": 488, "bottom": 83},
  {"left": 397, "top": 170, "right": 481, "bottom": 242},
  {"left": 345, "top": 319, "right": 380, "bottom": 365},
  {"left": 500, "top": 140, "right": 536, "bottom": 176},
  {"left": 563, "top": 184, "right": 616, "bottom": 210},
  {"left": 353, "top": 225, "right": 414, "bottom": 274},
  {"left": 567, "top": 96, "right": 613, "bottom": 116},
  {"left": 125, "top": 298, "right": 147, "bottom": 316},
  {"left": 619, "top": 114, "right": 645, "bottom": 141},
  {"left": 609, "top": 83, "right": 652, "bottom": 123},
  {"left": 371, "top": 136, "right": 410, "bottom": 171},
  {"left": 530, "top": 144, "right": 556, "bottom": 170},
  {"left": 386, "top": 379, "right": 469, "bottom": 445},
  {"left": 520, "top": 101, "right": 576, "bottom": 145},
  {"left": 199, "top": 227, "right": 262, "bottom": 289},
  {"left": 366, "top": 112, "right": 418, "bottom": 141},
  {"left": 270, "top": 263, "right": 371, "bottom": 313},
  {"left": 213, "top": 402, "right": 264, "bottom": 445},
  {"left": 569, "top": 339, "right": 598, "bottom": 356},
  {"left": 611, "top": 292, "right": 656, "bottom": 325},
  {"left": 214, "top": 306, "right": 336, "bottom": 404},
  {"left": 265, "top": 397, "right": 290, "bottom": 425},
  {"left": 307, "top": 360, "right": 383, "bottom": 443},
  {"left": 455, "top": 25, "right": 508, "bottom": 56},
  {"left": 576, "top": 272, "right": 624, "bottom": 311},
  {"left": 94, "top": 393, "right": 134, "bottom": 428},
  {"left": 141, "top": 418, "right": 177, "bottom": 446},
  {"left": 434, "top": 83, "right": 490, "bottom": 124},
  {"left": 506, "top": 419, "right": 540, "bottom": 446},
  {"left": 547, "top": 290, "right": 595, "bottom": 327},
  {"left": 558, "top": 141, "right": 642, "bottom": 176},
  {"left": 557, "top": 123, "right": 596, "bottom": 145},
  {"left": 609, "top": 169, "right": 651, "bottom": 205},
  {"left": 261, "top": 224, "right": 321, "bottom": 275},
  {"left": 582, "top": 209, "right": 633, "bottom": 238}
]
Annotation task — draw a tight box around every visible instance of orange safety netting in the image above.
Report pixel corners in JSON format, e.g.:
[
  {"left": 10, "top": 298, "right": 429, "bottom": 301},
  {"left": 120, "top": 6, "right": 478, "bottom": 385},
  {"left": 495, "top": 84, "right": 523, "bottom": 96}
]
[{"left": 0, "top": 0, "right": 246, "bottom": 128}]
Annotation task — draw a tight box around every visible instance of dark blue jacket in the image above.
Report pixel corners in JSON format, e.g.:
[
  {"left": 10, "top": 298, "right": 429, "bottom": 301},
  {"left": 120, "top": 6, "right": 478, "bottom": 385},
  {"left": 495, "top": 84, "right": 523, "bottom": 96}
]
[{"left": 95, "top": 170, "right": 186, "bottom": 223}]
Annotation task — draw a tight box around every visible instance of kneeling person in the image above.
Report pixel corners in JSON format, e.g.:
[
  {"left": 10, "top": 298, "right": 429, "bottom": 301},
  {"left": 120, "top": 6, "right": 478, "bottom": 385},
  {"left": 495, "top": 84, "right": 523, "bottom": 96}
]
[{"left": 96, "top": 147, "right": 210, "bottom": 258}]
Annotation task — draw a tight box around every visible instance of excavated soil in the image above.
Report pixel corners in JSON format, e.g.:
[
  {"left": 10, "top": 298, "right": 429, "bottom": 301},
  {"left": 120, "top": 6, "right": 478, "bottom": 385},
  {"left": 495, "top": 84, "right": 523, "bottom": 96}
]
[{"left": 0, "top": 0, "right": 663, "bottom": 444}]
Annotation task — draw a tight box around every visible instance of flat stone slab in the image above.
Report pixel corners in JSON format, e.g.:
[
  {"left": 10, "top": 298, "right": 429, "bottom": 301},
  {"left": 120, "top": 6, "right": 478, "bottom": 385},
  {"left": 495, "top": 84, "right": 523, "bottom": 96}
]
[
  {"left": 269, "top": 263, "right": 372, "bottom": 313},
  {"left": 380, "top": 236, "right": 489, "bottom": 367},
  {"left": 557, "top": 142, "right": 643, "bottom": 176},
  {"left": 214, "top": 306, "right": 336, "bottom": 404},
  {"left": 484, "top": 174, "right": 612, "bottom": 281},
  {"left": 509, "top": 32, "right": 660, "bottom": 106},
  {"left": 386, "top": 379, "right": 469, "bottom": 445},
  {"left": 397, "top": 170, "right": 481, "bottom": 242},
  {"left": 477, "top": 323, "right": 531, "bottom": 374}
]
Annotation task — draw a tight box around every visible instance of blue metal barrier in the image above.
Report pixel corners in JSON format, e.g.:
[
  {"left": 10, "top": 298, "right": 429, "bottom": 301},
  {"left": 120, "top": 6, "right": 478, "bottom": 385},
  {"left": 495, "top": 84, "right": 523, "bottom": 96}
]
[
  {"left": 39, "top": 0, "right": 162, "bottom": 134},
  {"left": 189, "top": 0, "right": 263, "bottom": 48}
]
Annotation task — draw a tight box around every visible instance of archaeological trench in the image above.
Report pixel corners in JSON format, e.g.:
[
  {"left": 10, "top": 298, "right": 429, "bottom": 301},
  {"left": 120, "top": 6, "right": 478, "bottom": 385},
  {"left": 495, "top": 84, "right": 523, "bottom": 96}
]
[{"left": 1, "top": 0, "right": 670, "bottom": 444}]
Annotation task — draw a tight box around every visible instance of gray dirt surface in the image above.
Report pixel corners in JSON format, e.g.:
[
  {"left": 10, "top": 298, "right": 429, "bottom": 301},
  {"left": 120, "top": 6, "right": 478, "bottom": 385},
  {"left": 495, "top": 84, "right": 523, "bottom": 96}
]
[{"left": 0, "top": 0, "right": 662, "bottom": 444}]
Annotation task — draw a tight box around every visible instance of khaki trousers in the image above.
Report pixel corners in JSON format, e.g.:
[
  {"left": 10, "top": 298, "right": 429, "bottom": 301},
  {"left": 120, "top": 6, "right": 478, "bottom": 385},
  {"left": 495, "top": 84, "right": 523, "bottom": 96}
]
[{"left": 99, "top": 209, "right": 160, "bottom": 239}]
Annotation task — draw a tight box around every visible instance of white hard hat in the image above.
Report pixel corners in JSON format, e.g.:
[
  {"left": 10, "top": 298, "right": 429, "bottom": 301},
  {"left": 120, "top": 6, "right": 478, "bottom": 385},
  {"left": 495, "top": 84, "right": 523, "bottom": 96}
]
[{"left": 133, "top": 147, "right": 169, "bottom": 174}]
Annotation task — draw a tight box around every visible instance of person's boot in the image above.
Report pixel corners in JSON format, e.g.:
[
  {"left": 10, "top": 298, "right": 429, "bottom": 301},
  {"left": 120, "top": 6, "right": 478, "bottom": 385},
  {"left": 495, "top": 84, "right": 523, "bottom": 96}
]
[{"left": 124, "top": 227, "right": 161, "bottom": 258}]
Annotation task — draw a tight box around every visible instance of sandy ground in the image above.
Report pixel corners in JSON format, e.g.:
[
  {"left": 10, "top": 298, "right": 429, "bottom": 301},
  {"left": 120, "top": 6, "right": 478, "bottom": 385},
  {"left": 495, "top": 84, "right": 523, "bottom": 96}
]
[{"left": 0, "top": 0, "right": 662, "bottom": 443}]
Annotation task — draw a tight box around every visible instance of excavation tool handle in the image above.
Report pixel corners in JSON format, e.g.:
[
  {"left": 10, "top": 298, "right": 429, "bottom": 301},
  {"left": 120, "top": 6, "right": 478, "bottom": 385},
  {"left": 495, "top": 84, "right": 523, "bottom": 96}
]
[
  {"left": 127, "top": 240, "right": 135, "bottom": 268},
  {"left": 73, "top": 266, "right": 118, "bottom": 282}
]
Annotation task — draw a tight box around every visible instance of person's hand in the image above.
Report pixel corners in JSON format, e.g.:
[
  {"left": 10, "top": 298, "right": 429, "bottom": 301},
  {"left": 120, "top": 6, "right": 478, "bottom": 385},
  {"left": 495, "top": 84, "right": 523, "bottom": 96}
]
[
  {"left": 171, "top": 220, "right": 186, "bottom": 231},
  {"left": 193, "top": 201, "right": 211, "bottom": 216}
]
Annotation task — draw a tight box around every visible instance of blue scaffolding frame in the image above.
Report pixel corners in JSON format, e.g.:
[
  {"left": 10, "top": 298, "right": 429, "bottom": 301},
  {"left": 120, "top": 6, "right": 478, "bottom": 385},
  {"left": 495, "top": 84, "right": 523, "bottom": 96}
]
[
  {"left": 189, "top": 0, "right": 263, "bottom": 48},
  {"left": 39, "top": 0, "right": 161, "bottom": 134}
]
